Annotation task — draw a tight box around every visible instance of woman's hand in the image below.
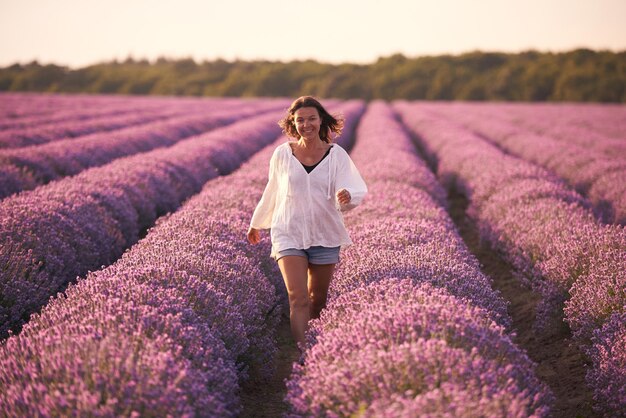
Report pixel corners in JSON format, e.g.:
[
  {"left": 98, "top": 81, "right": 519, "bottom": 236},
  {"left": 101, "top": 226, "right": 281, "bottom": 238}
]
[
  {"left": 336, "top": 188, "right": 351, "bottom": 205},
  {"left": 247, "top": 227, "right": 261, "bottom": 244}
]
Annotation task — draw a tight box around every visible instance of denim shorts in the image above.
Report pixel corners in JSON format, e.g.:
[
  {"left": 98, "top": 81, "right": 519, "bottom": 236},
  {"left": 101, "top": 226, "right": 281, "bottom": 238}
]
[{"left": 274, "top": 246, "right": 340, "bottom": 264}]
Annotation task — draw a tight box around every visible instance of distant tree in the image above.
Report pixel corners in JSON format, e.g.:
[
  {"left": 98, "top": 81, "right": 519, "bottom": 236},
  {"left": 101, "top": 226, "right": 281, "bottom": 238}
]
[
  {"left": 173, "top": 58, "right": 198, "bottom": 75},
  {"left": 0, "top": 50, "right": 624, "bottom": 102},
  {"left": 7, "top": 62, "right": 67, "bottom": 91},
  {"left": 521, "top": 57, "right": 559, "bottom": 101},
  {"left": 427, "top": 60, "right": 455, "bottom": 100}
]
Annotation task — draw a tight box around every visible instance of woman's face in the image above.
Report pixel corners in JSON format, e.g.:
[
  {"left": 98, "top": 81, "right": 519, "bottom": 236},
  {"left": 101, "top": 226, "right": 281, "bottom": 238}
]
[{"left": 294, "top": 107, "right": 322, "bottom": 141}]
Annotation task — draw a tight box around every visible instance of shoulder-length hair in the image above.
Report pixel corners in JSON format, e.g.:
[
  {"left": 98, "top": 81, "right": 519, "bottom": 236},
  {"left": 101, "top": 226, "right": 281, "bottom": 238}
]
[{"left": 278, "top": 96, "right": 344, "bottom": 143}]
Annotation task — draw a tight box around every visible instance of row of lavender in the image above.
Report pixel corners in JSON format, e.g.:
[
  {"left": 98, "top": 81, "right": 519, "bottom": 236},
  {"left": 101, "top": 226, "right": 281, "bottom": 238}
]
[
  {"left": 0, "top": 105, "right": 288, "bottom": 339},
  {"left": 0, "top": 92, "right": 156, "bottom": 119},
  {"left": 0, "top": 106, "right": 186, "bottom": 148},
  {"left": 0, "top": 97, "right": 164, "bottom": 131},
  {"left": 0, "top": 93, "right": 240, "bottom": 129},
  {"left": 0, "top": 95, "right": 272, "bottom": 148},
  {"left": 0, "top": 100, "right": 285, "bottom": 198},
  {"left": 394, "top": 102, "right": 625, "bottom": 417},
  {"left": 284, "top": 102, "right": 553, "bottom": 417},
  {"left": 0, "top": 101, "right": 364, "bottom": 416},
  {"left": 473, "top": 102, "right": 626, "bottom": 148},
  {"left": 421, "top": 102, "right": 626, "bottom": 225}
]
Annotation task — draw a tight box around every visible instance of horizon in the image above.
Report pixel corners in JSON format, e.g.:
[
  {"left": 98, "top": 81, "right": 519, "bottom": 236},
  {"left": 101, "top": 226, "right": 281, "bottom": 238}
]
[
  {"left": 1, "top": 0, "right": 626, "bottom": 69},
  {"left": 4, "top": 46, "right": 624, "bottom": 70}
]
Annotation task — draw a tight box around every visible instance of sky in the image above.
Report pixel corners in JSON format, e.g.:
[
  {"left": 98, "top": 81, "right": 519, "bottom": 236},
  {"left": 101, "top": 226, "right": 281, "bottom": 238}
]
[{"left": 1, "top": 0, "right": 625, "bottom": 68}]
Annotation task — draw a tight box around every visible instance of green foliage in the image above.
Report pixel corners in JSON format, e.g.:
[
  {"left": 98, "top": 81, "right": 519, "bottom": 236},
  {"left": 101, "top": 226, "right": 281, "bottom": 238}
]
[{"left": 1, "top": 50, "right": 624, "bottom": 101}]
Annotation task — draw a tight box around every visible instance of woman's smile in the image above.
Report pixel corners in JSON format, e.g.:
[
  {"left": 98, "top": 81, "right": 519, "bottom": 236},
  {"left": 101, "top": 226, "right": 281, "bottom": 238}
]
[{"left": 294, "top": 107, "right": 322, "bottom": 141}]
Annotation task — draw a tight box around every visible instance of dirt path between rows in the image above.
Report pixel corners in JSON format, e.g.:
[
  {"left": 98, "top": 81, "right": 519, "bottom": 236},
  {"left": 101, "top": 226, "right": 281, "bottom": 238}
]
[
  {"left": 447, "top": 187, "right": 598, "bottom": 418},
  {"left": 239, "top": 313, "right": 299, "bottom": 417}
]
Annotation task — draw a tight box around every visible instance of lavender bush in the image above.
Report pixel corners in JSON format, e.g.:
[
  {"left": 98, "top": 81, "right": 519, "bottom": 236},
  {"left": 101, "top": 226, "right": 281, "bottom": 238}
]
[
  {"left": 0, "top": 109, "right": 285, "bottom": 339},
  {"left": 0, "top": 100, "right": 284, "bottom": 198},
  {"left": 586, "top": 310, "right": 626, "bottom": 416},
  {"left": 333, "top": 102, "right": 509, "bottom": 325},
  {"left": 0, "top": 93, "right": 270, "bottom": 148},
  {"left": 288, "top": 279, "right": 551, "bottom": 418},
  {"left": 395, "top": 102, "right": 625, "bottom": 336},
  {"left": 285, "top": 102, "right": 551, "bottom": 417},
  {"left": 0, "top": 107, "right": 184, "bottom": 149},
  {"left": 0, "top": 93, "right": 249, "bottom": 130},
  {"left": 486, "top": 102, "right": 626, "bottom": 151},
  {"left": 0, "top": 100, "right": 364, "bottom": 416},
  {"left": 395, "top": 101, "right": 625, "bottom": 417},
  {"left": 422, "top": 101, "right": 626, "bottom": 154},
  {"left": 423, "top": 102, "right": 626, "bottom": 225},
  {"left": 0, "top": 267, "right": 241, "bottom": 417},
  {"left": 0, "top": 92, "right": 149, "bottom": 121},
  {"left": 0, "top": 102, "right": 151, "bottom": 130}
]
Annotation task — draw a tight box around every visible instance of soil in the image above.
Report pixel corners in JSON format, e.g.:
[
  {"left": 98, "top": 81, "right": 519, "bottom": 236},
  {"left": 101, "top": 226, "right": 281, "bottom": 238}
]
[
  {"left": 239, "top": 312, "right": 299, "bottom": 417},
  {"left": 447, "top": 187, "right": 599, "bottom": 418}
]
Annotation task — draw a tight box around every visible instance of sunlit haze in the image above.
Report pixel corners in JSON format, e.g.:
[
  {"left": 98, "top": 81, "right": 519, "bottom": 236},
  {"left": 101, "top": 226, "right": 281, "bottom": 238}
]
[{"left": 1, "top": 0, "right": 625, "bottom": 68}]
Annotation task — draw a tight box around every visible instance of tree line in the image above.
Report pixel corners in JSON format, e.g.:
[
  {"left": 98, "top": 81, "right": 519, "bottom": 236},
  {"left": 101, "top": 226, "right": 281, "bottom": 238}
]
[{"left": 1, "top": 49, "right": 624, "bottom": 102}]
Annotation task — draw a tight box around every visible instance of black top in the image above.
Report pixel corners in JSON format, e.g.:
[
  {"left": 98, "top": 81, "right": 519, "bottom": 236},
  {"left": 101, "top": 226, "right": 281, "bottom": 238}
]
[{"left": 295, "top": 146, "right": 332, "bottom": 173}]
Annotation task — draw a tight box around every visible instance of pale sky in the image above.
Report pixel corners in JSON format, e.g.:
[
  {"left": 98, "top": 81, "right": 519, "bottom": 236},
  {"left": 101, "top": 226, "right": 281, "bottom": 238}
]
[{"left": 1, "top": 0, "right": 625, "bottom": 68}]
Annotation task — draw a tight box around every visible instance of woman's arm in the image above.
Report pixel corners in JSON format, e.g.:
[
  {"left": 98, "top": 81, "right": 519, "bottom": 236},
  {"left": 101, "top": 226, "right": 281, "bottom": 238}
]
[
  {"left": 250, "top": 147, "right": 280, "bottom": 230},
  {"left": 335, "top": 147, "right": 367, "bottom": 212}
]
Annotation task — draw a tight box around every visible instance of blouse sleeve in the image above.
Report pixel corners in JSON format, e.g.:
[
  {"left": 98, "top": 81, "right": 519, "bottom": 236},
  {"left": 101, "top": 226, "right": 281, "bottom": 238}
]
[
  {"left": 250, "top": 147, "right": 280, "bottom": 229},
  {"left": 335, "top": 146, "right": 367, "bottom": 212}
]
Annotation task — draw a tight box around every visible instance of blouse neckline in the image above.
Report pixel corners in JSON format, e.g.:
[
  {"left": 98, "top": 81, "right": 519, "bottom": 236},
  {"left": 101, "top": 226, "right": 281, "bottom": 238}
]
[{"left": 289, "top": 143, "right": 334, "bottom": 174}]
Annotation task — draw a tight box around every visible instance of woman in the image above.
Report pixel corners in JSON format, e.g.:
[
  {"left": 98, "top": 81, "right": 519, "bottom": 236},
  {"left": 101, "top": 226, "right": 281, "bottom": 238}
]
[{"left": 247, "top": 96, "right": 367, "bottom": 350}]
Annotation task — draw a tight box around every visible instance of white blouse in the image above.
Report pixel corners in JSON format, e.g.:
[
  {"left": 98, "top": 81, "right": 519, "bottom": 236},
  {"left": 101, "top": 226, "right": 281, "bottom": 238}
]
[{"left": 250, "top": 141, "right": 367, "bottom": 258}]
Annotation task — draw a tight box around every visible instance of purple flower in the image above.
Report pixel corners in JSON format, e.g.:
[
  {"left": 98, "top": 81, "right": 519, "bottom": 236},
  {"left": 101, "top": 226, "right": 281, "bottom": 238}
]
[{"left": 586, "top": 310, "right": 626, "bottom": 416}]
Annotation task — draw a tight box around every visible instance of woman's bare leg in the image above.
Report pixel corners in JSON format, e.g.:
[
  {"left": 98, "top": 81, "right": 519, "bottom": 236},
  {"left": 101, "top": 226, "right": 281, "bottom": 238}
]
[
  {"left": 277, "top": 255, "right": 310, "bottom": 348},
  {"left": 307, "top": 263, "right": 336, "bottom": 319}
]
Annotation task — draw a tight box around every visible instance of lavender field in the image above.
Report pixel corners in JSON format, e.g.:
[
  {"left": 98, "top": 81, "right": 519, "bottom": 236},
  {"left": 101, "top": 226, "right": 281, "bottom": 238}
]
[{"left": 0, "top": 93, "right": 624, "bottom": 417}]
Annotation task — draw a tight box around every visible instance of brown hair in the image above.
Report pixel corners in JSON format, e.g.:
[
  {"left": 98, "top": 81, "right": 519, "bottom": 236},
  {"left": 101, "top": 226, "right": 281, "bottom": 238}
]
[{"left": 278, "top": 96, "right": 344, "bottom": 143}]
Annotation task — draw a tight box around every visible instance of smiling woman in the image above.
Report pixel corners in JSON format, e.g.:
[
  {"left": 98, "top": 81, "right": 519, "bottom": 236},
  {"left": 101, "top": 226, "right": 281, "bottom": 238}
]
[
  {"left": 246, "top": 96, "right": 368, "bottom": 353},
  {"left": 278, "top": 98, "right": 342, "bottom": 144}
]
